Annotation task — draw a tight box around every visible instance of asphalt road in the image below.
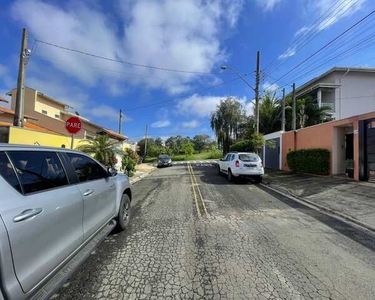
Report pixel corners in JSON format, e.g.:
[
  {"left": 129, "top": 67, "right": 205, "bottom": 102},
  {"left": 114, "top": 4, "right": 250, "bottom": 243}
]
[{"left": 57, "top": 163, "right": 375, "bottom": 300}]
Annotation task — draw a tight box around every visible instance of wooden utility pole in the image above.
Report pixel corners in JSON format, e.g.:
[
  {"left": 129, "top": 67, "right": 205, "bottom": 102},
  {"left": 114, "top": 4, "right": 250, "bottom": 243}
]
[
  {"left": 118, "top": 109, "right": 123, "bottom": 134},
  {"left": 292, "top": 83, "right": 296, "bottom": 131},
  {"left": 281, "top": 88, "right": 286, "bottom": 132},
  {"left": 144, "top": 125, "right": 148, "bottom": 159},
  {"left": 255, "top": 51, "right": 261, "bottom": 133},
  {"left": 13, "top": 28, "right": 28, "bottom": 127}
]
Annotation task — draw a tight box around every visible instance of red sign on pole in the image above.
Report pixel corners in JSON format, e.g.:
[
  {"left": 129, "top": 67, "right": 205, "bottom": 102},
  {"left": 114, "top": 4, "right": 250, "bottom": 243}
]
[{"left": 65, "top": 116, "right": 82, "bottom": 134}]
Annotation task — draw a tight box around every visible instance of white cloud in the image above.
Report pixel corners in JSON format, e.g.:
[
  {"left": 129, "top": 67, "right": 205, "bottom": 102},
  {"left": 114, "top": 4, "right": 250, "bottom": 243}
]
[
  {"left": 294, "top": 26, "right": 309, "bottom": 37},
  {"left": 278, "top": 46, "right": 296, "bottom": 60},
  {"left": 11, "top": 0, "right": 244, "bottom": 95},
  {"left": 176, "top": 94, "right": 253, "bottom": 118},
  {"left": 89, "top": 105, "right": 132, "bottom": 122},
  {"left": 151, "top": 120, "right": 171, "bottom": 128},
  {"left": 262, "top": 81, "right": 280, "bottom": 93},
  {"left": 182, "top": 120, "right": 199, "bottom": 128},
  {"left": 312, "top": 0, "right": 367, "bottom": 31},
  {"left": 176, "top": 94, "right": 224, "bottom": 117},
  {"left": 255, "top": 0, "right": 283, "bottom": 11}
]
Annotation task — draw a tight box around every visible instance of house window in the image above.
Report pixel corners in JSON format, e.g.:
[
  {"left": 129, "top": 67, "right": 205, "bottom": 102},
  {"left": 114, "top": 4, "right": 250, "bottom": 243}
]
[
  {"left": 55, "top": 114, "right": 60, "bottom": 119},
  {"left": 42, "top": 110, "right": 48, "bottom": 115}
]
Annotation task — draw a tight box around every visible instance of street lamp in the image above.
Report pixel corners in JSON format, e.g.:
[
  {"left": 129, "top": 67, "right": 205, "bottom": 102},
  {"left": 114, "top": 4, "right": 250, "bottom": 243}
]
[{"left": 221, "top": 65, "right": 259, "bottom": 132}]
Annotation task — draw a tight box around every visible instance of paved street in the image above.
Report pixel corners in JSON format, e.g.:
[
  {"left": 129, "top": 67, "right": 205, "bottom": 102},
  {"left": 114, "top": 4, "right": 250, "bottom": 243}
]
[{"left": 57, "top": 164, "right": 375, "bottom": 300}]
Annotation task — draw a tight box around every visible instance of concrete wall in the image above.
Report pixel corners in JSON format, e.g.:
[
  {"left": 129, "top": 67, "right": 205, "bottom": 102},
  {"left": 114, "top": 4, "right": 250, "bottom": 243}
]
[
  {"left": 35, "top": 97, "right": 64, "bottom": 119},
  {"left": 282, "top": 111, "right": 375, "bottom": 180},
  {"left": 340, "top": 72, "right": 375, "bottom": 119}
]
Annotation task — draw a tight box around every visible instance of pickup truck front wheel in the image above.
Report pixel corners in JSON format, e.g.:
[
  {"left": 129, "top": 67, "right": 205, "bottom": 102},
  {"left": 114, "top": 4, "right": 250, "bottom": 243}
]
[{"left": 116, "top": 194, "right": 131, "bottom": 231}]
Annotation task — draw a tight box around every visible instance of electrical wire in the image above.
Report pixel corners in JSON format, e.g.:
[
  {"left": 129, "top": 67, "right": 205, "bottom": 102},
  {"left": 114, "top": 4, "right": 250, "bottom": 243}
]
[
  {"left": 264, "top": 10, "right": 375, "bottom": 90},
  {"left": 35, "top": 39, "right": 226, "bottom": 75}
]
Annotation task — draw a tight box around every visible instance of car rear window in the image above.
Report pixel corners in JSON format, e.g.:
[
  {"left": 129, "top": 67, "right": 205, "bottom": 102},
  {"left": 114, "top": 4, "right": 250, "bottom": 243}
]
[
  {"left": 7, "top": 151, "right": 69, "bottom": 194},
  {"left": 239, "top": 154, "right": 259, "bottom": 162},
  {"left": 0, "top": 152, "right": 22, "bottom": 194}
]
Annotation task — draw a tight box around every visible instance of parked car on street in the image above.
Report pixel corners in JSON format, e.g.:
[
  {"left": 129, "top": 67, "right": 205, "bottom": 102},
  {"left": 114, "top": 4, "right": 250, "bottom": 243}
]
[
  {"left": 157, "top": 154, "right": 172, "bottom": 167},
  {"left": 218, "top": 152, "right": 264, "bottom": 183},
  {"left": 0, "top": 144, "right": 132, "bottom": 300}
]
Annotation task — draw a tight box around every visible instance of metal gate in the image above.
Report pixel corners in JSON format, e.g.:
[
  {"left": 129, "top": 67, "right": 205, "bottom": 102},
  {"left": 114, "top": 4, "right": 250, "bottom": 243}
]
[
  {"left": 265, "top": 137, "right": 280, "bottom": 170},
  {"left": 366, "top": 119, "right": 375, "bottom": 182}
]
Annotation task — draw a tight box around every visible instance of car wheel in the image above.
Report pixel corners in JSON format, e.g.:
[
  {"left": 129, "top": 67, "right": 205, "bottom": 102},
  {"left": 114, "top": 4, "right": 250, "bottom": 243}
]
[
  {"left": 115, "top": 194, "right": 131, "bottom": 231},
  {"left": 217, "top": 165, "right": 222, "bottom": 175},
  {"left": 228, "top": 169, "right": 235, "bottom": 182}
]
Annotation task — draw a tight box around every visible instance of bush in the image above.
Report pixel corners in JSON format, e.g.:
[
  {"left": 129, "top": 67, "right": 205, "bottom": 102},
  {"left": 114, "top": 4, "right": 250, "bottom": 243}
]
[
  {"left": 121, "top": 155, "right": 137, "bottom": 177},
  {"left": 206, "top": 150, "right": 222, "bottom": 159},
  {"left": 287, "top": 148, "right": 330, "bottom": 175},
  {"left": 124, "top": 148, "right": 140, "bottom": 164},
  {"left": 230, "top": 140, "right": 254, "bottom": 152}
]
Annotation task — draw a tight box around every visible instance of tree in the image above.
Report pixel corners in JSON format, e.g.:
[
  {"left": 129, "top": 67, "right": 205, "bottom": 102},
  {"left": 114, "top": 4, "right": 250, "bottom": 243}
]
[
  {"left": 147, "top": 145, "right": 165, "bottom": 157},
  {"left": 259, "top": 92, "right": 281, "bottom": 134},
  {"left": 137, "top": 138, "right": 155, "bottom": 157},
  {"left": 77, "top": 134, "right": 121, "bottom": 167},
  {"left": 181, "top": 140, "right": 194, "bottom": 157},
  {"left": 210, "top": 97, "right": 245, "bottom": 154},
  {"left": 155, "top": 137, "right": 163, "bottom": 147},
  {"left": 123, "top": 148, "right": 140, "bottom": 163},
  {"left": 121, "top": 156, "right": 136, "bottom": 176},
  {"left": 192, "top": 134, "right": 210, "bottom": 152},
  {"left": 251, "top": 132, "right": 265, "bottom": 154}
]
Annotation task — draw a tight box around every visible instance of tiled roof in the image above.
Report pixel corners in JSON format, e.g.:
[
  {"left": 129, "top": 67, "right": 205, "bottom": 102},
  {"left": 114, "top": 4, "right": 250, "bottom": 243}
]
[{"left": 0, "top": 121, "right": 55, "bottom": 134}]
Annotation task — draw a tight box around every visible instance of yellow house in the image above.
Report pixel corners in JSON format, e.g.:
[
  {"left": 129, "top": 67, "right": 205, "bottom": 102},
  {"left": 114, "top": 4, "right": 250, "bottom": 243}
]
[{"left": 7, "top": 87, "right": 127, "bottom": 142}]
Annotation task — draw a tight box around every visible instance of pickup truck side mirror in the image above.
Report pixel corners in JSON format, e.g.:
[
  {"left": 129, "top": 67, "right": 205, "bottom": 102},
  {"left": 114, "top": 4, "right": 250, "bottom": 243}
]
[{"left": 107, "top": 167, "right": 118, "bottom": 177}]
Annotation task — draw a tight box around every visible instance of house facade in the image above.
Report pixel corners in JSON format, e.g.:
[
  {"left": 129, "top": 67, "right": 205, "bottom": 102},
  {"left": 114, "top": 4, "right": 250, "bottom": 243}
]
[{"left": 293, "top": 67, "right": 375, "bottom": 121}]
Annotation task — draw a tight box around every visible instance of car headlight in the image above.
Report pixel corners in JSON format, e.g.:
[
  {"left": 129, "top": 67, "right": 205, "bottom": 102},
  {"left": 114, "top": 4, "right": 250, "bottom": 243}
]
[{"left": 168, "top": 159, "right": 172, "bottom": 163}]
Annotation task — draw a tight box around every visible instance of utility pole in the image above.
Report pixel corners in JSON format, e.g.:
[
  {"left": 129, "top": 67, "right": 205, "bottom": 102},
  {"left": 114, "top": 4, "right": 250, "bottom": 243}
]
[
  {"left": 13, "top": 28, "right": 28, "bottom": 127},
  {"left": 118, "top": 109, "right": 123, "bottom": 134},
  {"left": 292, "top": 83, "right": 296, "bottom": 131},
  {"left": 144, "top": 125, "right": 148, "bottom": 159},
  {"left": 255, "top": 51, "right": 261, "bottom": 133},
  {"left": 281, "top": 88, "right": 286, "bottom": 132}
]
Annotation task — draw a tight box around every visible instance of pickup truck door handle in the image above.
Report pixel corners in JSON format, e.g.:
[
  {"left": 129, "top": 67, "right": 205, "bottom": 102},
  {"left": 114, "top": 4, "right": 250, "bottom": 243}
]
[
  {"left": 13, "top": 208, "right": 43, "bottom": 222},
  {"left": 83, "top": 189, "right": 94, "bottom": 197}
]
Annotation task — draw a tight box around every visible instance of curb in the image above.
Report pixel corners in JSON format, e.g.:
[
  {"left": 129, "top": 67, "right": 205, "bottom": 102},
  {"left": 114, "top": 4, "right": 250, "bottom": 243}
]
[
  {"left": 260, "top": 182, "right": 375, "bottom": 234},
  {"left": 130, "top": 168, "right": 157, "bottom": 185}
]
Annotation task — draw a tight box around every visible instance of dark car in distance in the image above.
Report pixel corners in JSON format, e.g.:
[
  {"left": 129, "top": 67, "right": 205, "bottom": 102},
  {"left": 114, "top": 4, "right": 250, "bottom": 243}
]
[{"left": 157, "top": 154, "right": 172, "bottom": 167}]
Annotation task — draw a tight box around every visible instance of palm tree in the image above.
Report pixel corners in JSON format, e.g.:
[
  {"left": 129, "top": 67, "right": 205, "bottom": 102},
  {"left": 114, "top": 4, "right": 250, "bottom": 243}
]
[
  {"left": 259, "top": 92, "right": 281, "bottom": 134},
  {"left": 77, "top": 134, "right": 121, "bottom": 167},
  {"left": 210, "top": 97, "right": 244, "bottom": 154}
]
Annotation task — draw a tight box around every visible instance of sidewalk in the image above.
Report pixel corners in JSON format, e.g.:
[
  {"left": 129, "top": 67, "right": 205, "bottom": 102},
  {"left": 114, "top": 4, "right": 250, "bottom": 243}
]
[
  {"left": 129, "top": 163, "right": 156, "bottom": 184},
  {"left": 262, "top": 170, "right": 375, "bottom": 231}
]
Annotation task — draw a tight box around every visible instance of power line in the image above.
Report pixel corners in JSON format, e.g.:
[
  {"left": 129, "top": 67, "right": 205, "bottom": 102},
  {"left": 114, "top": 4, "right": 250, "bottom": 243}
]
[
  {"left": 35, "top": 39, "right": 225, "bottom": 75},
  {"left": 125, "top": 75, "right": 249, "bottom": 111},
  {"left": 266, "top": 10, "right": 375, "bottom": 88},
  {"left": 263, "top": 0, "right": 353, "bottom": 74}
]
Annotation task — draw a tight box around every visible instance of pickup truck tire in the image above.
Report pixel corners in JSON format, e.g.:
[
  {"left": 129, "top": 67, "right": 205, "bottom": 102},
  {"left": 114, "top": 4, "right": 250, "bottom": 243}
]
[
  {"left": 115, "top": 194, "right": 131, "bottom": 231},
  {"left": 217, "top": 165, "right": 222, "bottom": 175}
]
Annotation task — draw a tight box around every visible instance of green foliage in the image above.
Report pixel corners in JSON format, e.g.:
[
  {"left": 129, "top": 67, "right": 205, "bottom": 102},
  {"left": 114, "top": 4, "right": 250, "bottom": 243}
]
[
  {"left": 155, "top": 137, "right": 164, "bottom": 147},
  {"left": 181, "top": 141, "right": 194, "bottom": 157},
  {"left": 265, "top": 139, "right": 276, "bottom": 149},
  {"left": 251, "top": 133, "right": 265, "bottom": 154},
  {"left": 230, "top": 140, "right": 254, "bottom": 152},
  {"left": 259, "top": 92, "right": 281, "bottom": 134},
  {"left": 121, "top": 155, "right": 137, "bottom": 177},
  {"left": 123, "top": 148, "right": 140, "bottom": 163},
  {"left": 192, "top": 134, "right": 211, "bottom": 152},
  {"left": 287, "top": 148, "right": 330, "bottom": 175},
  {"left": 77, "top": 134, "right": 121, "bottom": 167},
  {"left": 137, "top": 138, "right": 155, "bottom": 157},
  {"left": 210, "top": 97, "right": 245, "bottom": 154},
  {"left": 147, "top": 144, "right": 165, "bottom": 157}
]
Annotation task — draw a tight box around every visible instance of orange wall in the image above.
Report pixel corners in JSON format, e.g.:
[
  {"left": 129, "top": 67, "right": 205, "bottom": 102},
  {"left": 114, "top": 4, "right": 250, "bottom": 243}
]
[{"left": 282, "top": 111, "right": 375, "bottom": 180}]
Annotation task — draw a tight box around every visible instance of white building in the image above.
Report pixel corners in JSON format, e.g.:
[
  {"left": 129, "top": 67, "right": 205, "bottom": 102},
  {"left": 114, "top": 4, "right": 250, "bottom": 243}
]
[{"left": 294, "top": 67, "right": 375, "bottom": 120}]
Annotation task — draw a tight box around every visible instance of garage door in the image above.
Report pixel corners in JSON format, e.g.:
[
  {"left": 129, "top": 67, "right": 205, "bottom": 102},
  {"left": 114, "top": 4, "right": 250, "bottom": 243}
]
[
  {"left": 367, "top": 119, "right": 375, "bottom": 182},
  {"left": 265, "top": 137, "right": 280, "bottom": 170}
]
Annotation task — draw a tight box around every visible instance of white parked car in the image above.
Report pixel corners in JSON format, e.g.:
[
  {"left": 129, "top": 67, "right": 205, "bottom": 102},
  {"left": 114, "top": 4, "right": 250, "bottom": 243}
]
[{"left": 218, "top": 152, "right": 264, "bottom": 183}]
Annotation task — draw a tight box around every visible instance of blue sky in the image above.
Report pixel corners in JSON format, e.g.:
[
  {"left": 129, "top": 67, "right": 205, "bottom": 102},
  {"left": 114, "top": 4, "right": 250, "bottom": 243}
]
[{"left": 0, "top": 0, "right": 374, "bottom": 142}]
